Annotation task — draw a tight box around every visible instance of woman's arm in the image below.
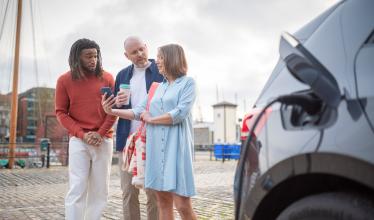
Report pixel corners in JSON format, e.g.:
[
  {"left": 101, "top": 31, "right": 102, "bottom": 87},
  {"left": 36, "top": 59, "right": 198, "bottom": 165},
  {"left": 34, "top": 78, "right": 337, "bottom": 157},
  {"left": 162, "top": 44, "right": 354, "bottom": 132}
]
[
  {"left": 112, "top": 109, "right": 135, "bottom": 120},
  {"left": 142, "top": 78, "right": 196, "bottom": 125},
  {"left": 167, "top": 78, "right": 196, "bottom": 124},
  {"left": 141, "top": 112, "right": 173, "bottom": 125}
]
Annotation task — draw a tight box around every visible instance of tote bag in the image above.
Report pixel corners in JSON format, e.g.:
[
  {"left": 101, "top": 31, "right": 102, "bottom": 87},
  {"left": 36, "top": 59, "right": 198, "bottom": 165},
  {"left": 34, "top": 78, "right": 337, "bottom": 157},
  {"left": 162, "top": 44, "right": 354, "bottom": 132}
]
[{"left": 122, "top": 82, "right": 159, "bottom": 188}]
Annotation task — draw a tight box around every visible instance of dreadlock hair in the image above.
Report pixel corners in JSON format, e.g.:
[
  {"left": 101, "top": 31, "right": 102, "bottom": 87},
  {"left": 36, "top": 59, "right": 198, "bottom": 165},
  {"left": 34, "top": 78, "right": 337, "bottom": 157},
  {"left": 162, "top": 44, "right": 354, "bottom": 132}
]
[{"left": 68, "top": 38, "right": 103, "bottom": 80}]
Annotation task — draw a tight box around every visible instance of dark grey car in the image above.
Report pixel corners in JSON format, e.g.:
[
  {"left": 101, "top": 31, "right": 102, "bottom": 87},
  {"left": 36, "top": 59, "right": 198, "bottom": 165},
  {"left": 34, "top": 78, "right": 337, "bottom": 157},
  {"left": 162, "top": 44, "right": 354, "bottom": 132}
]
[{"left": 234, "top": 0, "right": 374, "bottom": 219}]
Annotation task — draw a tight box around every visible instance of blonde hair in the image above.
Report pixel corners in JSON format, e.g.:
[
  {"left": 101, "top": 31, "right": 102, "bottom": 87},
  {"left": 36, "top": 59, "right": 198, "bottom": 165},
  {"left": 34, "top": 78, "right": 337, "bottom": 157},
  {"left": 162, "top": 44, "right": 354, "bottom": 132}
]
[{"left": 158, "top": 44, "right": 188, "bottom": 78}]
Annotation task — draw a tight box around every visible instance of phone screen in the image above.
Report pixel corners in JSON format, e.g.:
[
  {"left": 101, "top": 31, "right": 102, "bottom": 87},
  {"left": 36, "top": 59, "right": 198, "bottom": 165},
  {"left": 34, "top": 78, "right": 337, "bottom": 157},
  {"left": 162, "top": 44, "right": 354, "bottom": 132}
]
[{"left": 100, "top": 87, "right": 113, "bottom": 98}]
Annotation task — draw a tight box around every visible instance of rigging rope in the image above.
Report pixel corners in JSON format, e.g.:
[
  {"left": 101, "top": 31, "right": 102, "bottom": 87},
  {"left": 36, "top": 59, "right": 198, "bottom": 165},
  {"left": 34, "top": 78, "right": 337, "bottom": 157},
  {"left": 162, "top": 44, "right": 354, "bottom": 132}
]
[
  {"left": 0, "top": 0, "right": 10, "bottom": 42},
  {"left": 7, "top": 0, "right": 16, "bottom": 93},
  {"left": 0, "top": 0, "right": 12, "bottom": 94},
  {"left": 35, "top": 0, "right": 52, "bottom": 85},
  {"left": 30, "top": 0, "right": 44, "bottom": 127}
]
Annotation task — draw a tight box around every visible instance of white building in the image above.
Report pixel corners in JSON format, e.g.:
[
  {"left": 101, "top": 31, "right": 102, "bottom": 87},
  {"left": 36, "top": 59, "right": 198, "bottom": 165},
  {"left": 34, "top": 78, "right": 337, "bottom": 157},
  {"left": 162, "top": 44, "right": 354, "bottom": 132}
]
[
  {"left": 212, "top": 101, "right": 238, "bottom": 144},
  {"left": 193, "top": 121, "right": 214, "bottom": 149}
]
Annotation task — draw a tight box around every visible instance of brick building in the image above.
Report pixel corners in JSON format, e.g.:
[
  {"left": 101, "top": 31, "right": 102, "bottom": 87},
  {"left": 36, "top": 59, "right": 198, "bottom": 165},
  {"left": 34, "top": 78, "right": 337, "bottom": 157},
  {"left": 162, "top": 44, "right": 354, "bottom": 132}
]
[
  {"left": 17, "top": 87, "right": 57, "bottom": 142},
  {"left": 0, "top": 94, "right": 11, "bottom": 143}
]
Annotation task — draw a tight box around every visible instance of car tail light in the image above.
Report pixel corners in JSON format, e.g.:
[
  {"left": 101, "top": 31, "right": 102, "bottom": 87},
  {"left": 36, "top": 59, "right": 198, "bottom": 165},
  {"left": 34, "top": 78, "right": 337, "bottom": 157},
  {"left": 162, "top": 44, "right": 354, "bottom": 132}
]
[
  {"left": 241, "top": 108, "right": 273, "bottom": 140},
  {"left": 240, "top": 114, "right": 252, "bottom": 141}
]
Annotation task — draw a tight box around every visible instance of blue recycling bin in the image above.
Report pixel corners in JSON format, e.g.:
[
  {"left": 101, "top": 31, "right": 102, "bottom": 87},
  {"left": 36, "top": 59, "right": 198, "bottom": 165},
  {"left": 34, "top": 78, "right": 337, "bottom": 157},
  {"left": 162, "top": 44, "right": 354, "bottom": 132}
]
[
  {"left": 214, "top": 144, "right": 224, "bottom": 159},
  {"left": 214, "top": 144, "right": 241, "bottom": 160},
  {"left": 230, "top": 144, "right": 241, "bottom": 159},
  {"left": 214, "top": 144, "right": 231, "bottom": 159}
]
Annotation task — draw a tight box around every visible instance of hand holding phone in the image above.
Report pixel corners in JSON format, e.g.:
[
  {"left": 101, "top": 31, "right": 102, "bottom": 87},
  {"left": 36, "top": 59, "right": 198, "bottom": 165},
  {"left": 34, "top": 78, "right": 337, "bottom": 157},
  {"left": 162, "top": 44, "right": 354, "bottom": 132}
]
[
  {"left": 100, "top": 87, "right": 113, "bottom": 99},
  {"left": 101, "top": 87, "right": 116, "bottom": 115}
]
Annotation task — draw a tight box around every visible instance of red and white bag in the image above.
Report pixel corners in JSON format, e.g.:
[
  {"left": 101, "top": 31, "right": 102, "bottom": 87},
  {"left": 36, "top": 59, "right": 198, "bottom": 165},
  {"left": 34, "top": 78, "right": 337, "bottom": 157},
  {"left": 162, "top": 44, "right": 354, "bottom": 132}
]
[
  {"left": 122, "top": 133, "right": 135, "bottom": 172},
  {"left": 122, "top": 82, "right": 159, "bottom": 189},
  {"left": 129, "top": 124, "right": 146, "bottom": 188}
]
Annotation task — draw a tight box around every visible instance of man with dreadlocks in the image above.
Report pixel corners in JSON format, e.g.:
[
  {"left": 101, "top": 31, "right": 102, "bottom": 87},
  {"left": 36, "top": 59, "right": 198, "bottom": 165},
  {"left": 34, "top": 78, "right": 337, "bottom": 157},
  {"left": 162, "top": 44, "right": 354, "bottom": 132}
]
[{"left": 55, "top": 38, "right": 117, "bottom": 220}]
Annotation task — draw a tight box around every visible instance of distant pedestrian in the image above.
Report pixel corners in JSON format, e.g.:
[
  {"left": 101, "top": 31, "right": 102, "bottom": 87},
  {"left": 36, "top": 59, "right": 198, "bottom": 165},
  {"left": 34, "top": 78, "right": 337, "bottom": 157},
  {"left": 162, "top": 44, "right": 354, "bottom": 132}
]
[
  {"left": 55, "top": 38, "right": 116, "bottom": 220},
  {"left": 102, "top": 43, "right": 197, "bottom": 220}
]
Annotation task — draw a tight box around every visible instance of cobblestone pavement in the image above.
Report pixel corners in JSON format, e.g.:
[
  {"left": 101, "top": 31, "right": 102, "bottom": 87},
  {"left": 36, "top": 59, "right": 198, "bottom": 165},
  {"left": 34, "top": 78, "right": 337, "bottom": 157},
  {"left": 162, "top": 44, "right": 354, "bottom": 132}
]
[{"left": 0, "top": 152, "right": 237, "bottom": 220}]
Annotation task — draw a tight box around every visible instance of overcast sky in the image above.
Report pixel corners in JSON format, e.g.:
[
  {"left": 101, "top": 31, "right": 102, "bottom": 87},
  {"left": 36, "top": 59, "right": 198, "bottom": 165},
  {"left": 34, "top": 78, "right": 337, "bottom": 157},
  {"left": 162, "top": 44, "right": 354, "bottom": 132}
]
[{"left": 0, "top": 0, "right": 338, "bottom": 121}]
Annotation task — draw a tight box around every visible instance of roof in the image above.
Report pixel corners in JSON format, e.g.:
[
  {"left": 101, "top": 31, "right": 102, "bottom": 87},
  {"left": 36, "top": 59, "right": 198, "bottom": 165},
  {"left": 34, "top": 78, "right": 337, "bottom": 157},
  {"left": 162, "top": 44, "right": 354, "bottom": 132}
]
[
  {"left": 0, "top": 93, "right": 10, "bottom": 101},
  {"left": 212, "top": 101, "right": 237, "bottom": 108},
  {"left": 18, "top": 87, "right": 55, "bottom": 99},
  {"left": 193, "top": 121, "right": 214, "bottom": 130}
]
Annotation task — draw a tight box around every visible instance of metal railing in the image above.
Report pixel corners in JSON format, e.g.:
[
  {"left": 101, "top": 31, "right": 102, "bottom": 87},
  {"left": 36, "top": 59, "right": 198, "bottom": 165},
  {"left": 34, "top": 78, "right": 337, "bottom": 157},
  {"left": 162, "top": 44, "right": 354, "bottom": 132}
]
[{"left": 0, "top": 141, "right": 69, "bottom": 169}]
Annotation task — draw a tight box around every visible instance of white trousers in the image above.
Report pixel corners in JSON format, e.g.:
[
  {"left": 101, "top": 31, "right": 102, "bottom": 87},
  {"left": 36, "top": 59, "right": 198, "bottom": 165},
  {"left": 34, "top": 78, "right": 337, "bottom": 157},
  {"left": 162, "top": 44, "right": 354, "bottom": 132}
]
[{"left": 65, "top": 136, "right": 113, "bottom": 220}]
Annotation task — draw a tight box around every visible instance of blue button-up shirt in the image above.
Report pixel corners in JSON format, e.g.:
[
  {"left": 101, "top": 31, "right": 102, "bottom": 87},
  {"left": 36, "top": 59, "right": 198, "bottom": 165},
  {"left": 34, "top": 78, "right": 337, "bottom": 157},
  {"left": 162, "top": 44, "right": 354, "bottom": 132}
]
[{"left": 133, "top": 76, "right": 196, "bottom": 197}]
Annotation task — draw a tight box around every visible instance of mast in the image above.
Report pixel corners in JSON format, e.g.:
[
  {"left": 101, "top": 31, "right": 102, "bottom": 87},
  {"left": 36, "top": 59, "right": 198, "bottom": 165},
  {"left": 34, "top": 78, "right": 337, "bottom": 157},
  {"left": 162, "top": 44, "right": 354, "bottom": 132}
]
[{"left": 8, "top": 0, "right": 23, "bottom": 169}]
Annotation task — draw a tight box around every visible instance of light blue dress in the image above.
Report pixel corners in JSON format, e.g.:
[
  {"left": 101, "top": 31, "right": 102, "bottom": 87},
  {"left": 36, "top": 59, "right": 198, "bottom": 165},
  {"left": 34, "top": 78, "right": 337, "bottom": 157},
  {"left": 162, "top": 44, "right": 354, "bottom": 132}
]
[{"left": 132, "top": 76, "right": 196, "bottom": 197}]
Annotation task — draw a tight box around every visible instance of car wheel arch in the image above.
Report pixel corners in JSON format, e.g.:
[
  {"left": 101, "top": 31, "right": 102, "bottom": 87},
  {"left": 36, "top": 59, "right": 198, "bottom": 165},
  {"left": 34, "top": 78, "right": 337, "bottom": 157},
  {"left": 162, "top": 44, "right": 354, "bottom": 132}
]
[{"left": 245, "top": 152, "right": 374, "bottom": 220}]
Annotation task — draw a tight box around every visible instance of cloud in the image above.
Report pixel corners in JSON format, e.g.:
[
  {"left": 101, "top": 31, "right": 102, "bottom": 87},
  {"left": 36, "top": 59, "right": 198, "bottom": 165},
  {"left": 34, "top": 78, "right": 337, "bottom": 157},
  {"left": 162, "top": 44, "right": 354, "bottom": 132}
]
[{"left": 1, "top": 0, "right": 338, "bottom": 121}]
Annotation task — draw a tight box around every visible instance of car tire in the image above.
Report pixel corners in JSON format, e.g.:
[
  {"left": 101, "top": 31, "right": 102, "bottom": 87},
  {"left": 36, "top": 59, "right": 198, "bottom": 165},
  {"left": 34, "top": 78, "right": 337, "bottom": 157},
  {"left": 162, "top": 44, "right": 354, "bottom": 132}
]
[{"left": 276, "top": 192, "right": 374, "bottom": 220}]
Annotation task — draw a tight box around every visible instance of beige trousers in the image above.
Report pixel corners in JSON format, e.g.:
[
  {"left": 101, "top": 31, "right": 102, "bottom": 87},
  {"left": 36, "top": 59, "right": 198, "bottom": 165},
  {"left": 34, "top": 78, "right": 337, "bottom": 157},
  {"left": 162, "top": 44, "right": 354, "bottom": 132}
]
[{"left": 118, "top": 152, "right": 158, "bottom": 220}]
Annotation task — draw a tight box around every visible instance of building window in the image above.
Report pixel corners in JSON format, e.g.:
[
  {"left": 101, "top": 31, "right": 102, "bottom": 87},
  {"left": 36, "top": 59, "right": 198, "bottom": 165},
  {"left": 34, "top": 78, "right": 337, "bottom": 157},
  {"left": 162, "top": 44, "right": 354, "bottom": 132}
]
[
  {"left": 27, "top": 101, "right": 34, "bottom": 108},
  {"left": 28, "top": 120, "right": 37, "bottom": 126},
  {"left": 26, "top": 130, "right": 35, "bottom": 135}
]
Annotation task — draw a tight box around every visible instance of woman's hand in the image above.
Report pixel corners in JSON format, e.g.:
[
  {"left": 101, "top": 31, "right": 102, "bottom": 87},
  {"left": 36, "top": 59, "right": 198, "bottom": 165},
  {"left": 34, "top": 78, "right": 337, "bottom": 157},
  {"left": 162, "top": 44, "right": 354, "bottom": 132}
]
[
  {"left": 101, "top": 94, "right": 116, "bottom": 115},
  {"left": 140, "top": 111, "right": 153, "bottom": 124}
]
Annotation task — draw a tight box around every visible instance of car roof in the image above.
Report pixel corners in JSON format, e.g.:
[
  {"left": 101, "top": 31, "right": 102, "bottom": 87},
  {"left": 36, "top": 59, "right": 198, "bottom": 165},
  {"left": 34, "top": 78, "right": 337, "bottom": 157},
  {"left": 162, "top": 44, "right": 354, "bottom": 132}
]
[{"left": 294, "top": 1, "right": 343, "bottom": 43}]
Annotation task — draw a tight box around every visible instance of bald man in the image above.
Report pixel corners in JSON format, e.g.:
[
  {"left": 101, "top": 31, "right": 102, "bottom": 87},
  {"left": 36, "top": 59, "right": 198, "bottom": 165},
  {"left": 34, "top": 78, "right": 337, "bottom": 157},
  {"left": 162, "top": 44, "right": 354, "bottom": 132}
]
[{"left": 114, "top": 36, "right": 163, "bottom": 220}]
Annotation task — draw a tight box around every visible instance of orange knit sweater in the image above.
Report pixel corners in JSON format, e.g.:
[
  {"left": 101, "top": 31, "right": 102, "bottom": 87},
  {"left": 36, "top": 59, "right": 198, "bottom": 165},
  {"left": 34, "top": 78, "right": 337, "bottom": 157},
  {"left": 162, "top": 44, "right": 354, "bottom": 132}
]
[{"left": 55, "top": 71, "right": 117, "bottom": 139}]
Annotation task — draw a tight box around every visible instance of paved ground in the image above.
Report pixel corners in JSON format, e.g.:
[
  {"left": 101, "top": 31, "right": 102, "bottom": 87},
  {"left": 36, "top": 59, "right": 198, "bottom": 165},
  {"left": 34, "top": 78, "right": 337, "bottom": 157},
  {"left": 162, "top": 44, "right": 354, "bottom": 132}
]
[{"left": 0, "top": 152, "right": 237, "bottom": 220}]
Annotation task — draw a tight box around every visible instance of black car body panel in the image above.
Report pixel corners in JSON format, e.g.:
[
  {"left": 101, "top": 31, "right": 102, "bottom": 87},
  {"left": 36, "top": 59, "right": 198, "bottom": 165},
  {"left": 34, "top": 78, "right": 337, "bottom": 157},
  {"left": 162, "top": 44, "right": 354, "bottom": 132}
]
[{"left": 235, "top": 0, "right": 374, "bottom": 219}]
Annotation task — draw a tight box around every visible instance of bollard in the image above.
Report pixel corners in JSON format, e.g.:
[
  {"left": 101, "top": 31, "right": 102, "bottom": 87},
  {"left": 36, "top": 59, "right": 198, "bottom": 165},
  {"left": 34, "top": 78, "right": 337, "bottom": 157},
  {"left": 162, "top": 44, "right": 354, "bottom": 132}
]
[
  {"left": 47, "top": 142, "right": 50, "bottom": 168},
  {"left": 66, "top": 144, "right": 69, "bottom": 166},
  {"left": 41, "top": 154, "right": 45, "bottom": 167},
  {"left": 222, "top": 145, "right": 225, "bottom": 163},
  {"left": 210, "top": 145, "right": 212, "bottom": 161}
]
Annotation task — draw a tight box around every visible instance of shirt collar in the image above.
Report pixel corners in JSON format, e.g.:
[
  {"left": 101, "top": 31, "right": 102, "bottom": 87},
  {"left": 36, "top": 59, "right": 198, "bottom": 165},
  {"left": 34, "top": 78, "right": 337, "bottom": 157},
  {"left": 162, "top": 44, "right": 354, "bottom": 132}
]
[
  {"left": 163, "top": 75, "right": 185, "bottom": 85},
  {"left": 175, "top": 76, "right": 185, "bottom": 83}
]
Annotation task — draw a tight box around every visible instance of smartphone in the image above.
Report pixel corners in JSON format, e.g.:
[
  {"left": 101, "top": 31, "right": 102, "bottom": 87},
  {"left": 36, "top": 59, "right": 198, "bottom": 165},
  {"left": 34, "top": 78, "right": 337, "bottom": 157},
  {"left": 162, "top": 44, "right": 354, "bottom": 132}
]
[{"left": 100, "top": 87, "right": 113, "bottom": 98}]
